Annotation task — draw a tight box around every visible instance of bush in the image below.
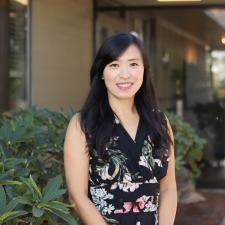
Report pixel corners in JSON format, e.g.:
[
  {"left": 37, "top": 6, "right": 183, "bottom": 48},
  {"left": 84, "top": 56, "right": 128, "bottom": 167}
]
[
  {"left": 0, "top": 107, "right": 78, "bottom": 225},
  {"left": 166, "top": 111, "right": 207, "bottom": 183}
]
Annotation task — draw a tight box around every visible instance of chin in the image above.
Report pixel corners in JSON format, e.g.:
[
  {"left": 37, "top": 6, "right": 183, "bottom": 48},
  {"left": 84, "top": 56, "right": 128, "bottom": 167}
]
[{"left": 114, "top": 93, "right": 136, "bottom": 100}]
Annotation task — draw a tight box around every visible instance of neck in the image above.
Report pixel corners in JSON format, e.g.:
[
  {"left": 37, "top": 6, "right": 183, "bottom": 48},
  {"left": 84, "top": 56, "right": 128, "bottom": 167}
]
[{"left": 108, "top": 95, "right": 138, "bottom": 119}]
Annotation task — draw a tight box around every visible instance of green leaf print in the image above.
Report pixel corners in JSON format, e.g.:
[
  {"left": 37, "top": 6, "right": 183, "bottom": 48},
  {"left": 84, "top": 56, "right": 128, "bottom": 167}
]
[
  {"left": 142, "top": 140, "right": 155, "bottom": 168},
  {"left": 93, "top": 137, "right": 129, "bottom": 181},
  {"left": 103, "top": 215, "right": 120, "bottom": 225}
]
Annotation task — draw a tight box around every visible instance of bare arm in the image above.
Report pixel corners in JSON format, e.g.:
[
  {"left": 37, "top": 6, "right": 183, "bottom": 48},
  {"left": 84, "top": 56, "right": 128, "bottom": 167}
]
[
  {"left": 159, "top": 118, "right": 177, "bottom": 225},
  {"left": 63, "top": 114, "right": 107, "bottom": 225}
]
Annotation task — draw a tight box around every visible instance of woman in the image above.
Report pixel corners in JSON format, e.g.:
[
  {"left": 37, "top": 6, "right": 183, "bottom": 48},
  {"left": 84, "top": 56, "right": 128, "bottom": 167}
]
[{"left": 64, "top": 32, "right": 177, "bottom": 225}]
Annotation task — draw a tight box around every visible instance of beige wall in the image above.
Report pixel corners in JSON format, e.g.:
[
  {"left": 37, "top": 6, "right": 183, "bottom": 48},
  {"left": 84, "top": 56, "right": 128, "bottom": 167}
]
[{"left": 31, "top": 0, "right": 92, "bottom": 112}]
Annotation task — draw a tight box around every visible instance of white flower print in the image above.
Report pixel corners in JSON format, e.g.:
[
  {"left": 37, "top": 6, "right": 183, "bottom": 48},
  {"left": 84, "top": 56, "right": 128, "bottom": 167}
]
[
  {"left": 136, "top": 222, "right": 141, "bottom": 225},
  {"left": 102, "top": 203, "right": 115, "bottom": 215},
  {"left": 90, "top": 187, "right": 115, "bottom": 215},
  {"left": 146, "top": 177, "right": 158, "bottom": 184},
  {"left": 111, "top": 173, "right": 140, "bottom": 192},
  {"left": 144, "top": 201, "right": 157, "bottom": 212},
  {"left": 154, "top": 159, "right": 162, "bottom": 167},
  {"left": 138, "top": 155, "right": 152, "bottom": 170},
  {"left": 143, "top": 195, "right": 159, "bottom": 212},
  {"left": 99, "top": 162, "right": 120, "bottom": 180}
]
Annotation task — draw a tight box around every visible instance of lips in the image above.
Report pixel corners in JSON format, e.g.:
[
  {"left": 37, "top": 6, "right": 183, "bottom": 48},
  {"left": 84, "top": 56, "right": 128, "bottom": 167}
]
[{"left": 116, "top": 82, "right": 133, "bottom": 91}]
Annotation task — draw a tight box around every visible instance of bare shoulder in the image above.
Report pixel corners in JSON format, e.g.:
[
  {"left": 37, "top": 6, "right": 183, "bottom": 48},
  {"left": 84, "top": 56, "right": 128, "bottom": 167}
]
[
  {"left": 64, "top": 113, "right": 87, "bottom": 155},
  {"left": 68, "top": 113, "right": 81, "bottom": 129}
]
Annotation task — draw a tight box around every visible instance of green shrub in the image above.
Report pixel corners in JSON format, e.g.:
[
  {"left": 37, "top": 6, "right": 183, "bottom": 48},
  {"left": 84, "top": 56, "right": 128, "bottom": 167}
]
[
  {"left": 166, "top": 111, "right": 207, "bottom": 182},
  {"left": 0, "top": 107, "right": 78, "bottom": 225}
]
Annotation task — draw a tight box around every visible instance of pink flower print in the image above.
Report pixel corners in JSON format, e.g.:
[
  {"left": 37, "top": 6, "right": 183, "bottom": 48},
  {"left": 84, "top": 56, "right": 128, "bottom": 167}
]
[
  {"left": 133, "top": 199, "right": 145, "bottom": 212},
  {"left": 114, "top": 209, "right": 124, "bottom": 214},
  {"left": 123, "top": 202, "right": 133, "bottom": 213},
  {"left": 137, "top": 199, "right": 145, "bottom": 209},
  {"left": 133, "top": 204, "right": 139, "bottom": 212},
  {"left": 114, "top": 197, "right": 147, "bottom": 214}
]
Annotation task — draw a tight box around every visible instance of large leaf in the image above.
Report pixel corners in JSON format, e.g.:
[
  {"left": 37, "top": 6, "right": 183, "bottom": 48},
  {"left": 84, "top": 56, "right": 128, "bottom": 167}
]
[
  {"left": 39, "top": 201, "right": 70, "bottom": 214},
  {"left": 29, "top": 175, "right": 42, "bottom": 200},
  {"left": 0, "top": 210, "right": 27, "bottom": 223},
  {"left": 0, "top": 180, "right": 22, "bottom": 185},
  {"left": 20, "top": 176, "right": 42, "bottom": 201},
  {"left": 45, "top": 208, "right": 78, "bottom": 225},
  {"left": 42, "top": 175, "right": 65, "bottom": 202}
]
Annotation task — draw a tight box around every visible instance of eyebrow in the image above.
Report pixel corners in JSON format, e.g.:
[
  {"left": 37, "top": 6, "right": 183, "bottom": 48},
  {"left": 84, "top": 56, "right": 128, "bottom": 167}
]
[
  {"left": 128, "top": 58, "right": 142, "bottom": 61},
  {"left": 112, "top": 58, "right": 142, "bottom": 62}
]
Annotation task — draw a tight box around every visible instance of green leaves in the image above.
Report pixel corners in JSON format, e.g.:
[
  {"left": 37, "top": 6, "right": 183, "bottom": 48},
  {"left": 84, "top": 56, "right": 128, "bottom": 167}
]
[
  {"left": 166, "top": 111, "right": 207, "bottom": 182},
  {"left": 0, "top": 107, "right": 79, "bottom": 224},
  {"left": 0, "top": 185, "right": 28, "bottom": 224},
  {"left": 42, "top": 175, "right": 66, "bottom": 202},
  {"left": 0, "top": 174, "right": 77, "bottom": 224}
]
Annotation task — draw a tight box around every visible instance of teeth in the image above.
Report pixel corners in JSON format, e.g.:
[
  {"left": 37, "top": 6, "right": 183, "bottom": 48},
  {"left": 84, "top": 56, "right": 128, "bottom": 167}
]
[{"left": 117, "top": 83, "right": 132, "bottom": 87}]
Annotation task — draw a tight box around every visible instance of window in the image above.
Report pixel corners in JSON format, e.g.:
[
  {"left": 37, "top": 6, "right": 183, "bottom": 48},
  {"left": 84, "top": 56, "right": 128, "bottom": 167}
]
[{"left": 9, "top": 0, "right": 29, "bottom": 109}]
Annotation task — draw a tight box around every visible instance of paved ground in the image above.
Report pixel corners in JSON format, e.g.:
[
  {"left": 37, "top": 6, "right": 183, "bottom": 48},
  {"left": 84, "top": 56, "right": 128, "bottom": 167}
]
[{"left": 174, "top": 189, "right": 225, "bottom": 225}]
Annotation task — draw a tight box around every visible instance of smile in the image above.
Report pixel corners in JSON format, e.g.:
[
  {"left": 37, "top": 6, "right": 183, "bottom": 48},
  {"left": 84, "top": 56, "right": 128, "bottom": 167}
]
[{"left": 116, "top": 82, "right": 133, "bottom": 91}]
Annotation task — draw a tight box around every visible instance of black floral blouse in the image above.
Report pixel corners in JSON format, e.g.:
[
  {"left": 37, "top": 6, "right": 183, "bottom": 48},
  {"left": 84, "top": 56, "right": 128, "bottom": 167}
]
[{"left": 88, "top": 114, "right": 169, "bottom": 225}]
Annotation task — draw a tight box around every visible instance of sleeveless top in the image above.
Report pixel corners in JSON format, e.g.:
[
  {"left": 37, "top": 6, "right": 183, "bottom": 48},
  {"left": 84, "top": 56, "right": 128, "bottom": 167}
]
[{"left": 88, "top": 114, "right": 169, "bottom": 225}]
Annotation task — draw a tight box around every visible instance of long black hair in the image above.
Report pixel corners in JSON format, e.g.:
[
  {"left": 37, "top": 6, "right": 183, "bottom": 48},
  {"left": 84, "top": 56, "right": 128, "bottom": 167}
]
[{"left": 80, "top": 32, "right": 172, "bottom": 157}]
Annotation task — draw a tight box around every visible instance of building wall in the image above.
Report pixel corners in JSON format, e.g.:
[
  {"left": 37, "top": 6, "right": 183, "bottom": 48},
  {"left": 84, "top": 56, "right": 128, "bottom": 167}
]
[
  {"left": 31, "top": 0, "right": 93, "bottom": 111},
  {"left": 96, "top": 12, "right": 126, "bottom": 50}
]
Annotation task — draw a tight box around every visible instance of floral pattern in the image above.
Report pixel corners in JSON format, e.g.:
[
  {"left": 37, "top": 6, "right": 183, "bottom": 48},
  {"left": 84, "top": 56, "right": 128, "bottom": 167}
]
[
  {"left": 138, "top": 138, "right": 155, "bottom": 170},
  {"left": 88, "top": 116, "right": 169, "bottom": 225},
  {"left": 90, "top": 187, "right": 115, "bottom": 215},
  {"left": 113, "top": 195, "right": 159, "bottom": 214}
]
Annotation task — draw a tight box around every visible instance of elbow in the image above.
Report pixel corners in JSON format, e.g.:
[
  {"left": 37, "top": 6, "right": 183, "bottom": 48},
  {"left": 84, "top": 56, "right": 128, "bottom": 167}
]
[{"left": 68, "top": 191, "right": 89, "bottom": 210}]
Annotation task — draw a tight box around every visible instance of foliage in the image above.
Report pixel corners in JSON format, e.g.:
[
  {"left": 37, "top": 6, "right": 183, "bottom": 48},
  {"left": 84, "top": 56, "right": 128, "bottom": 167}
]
[
  {"left": 0, "top": 106, "right": 78, "bottom": 224},
  {"left": 166, "top": 111, "right": 207, "bottom": 182}
]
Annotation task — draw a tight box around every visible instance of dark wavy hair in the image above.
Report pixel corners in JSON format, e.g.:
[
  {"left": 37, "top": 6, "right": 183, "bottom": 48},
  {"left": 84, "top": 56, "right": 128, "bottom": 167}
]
[{"left": 80, "top": 32, "right": 171, "bottom": 157}]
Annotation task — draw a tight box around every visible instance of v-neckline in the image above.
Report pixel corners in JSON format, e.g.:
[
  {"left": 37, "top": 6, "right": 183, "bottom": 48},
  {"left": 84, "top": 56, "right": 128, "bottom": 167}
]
[{"left": 115, "top": 115, "right": 141, "bottom": 144}]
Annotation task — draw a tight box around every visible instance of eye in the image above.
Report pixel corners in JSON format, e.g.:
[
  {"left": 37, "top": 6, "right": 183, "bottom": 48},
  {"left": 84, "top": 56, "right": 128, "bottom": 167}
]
[
  {"left": 130, "top": 62, "right": 139, "bottom": 67},
  {"left": 109, "top": 63, "right": 119, "bottom": 69}
]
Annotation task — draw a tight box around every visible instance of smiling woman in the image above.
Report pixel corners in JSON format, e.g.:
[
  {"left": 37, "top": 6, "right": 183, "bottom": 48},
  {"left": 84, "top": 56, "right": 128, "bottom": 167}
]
[
  {"left": 63, "top": 32, "right": 177, "bottom": 225},
  {"left": 103, "top": 44, "right": 144, "bottom": 100}
]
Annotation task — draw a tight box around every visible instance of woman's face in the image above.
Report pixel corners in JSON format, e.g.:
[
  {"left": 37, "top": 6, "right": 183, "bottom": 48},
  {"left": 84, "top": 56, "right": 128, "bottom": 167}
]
[{"left": 102, "top": 44, "right": 144, "bottom": 101}]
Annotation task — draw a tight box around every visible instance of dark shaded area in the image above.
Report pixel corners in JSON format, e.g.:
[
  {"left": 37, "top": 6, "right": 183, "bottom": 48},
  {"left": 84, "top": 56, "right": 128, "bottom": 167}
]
[
  {"left": 197, "top": 165, "right": 225, "bottom": 189},
  {"left": 175, "top": 190, "right": 225, "bottom": 225},
  {"left": 193, "top": 102, "right": 225, "bottom": 160}
]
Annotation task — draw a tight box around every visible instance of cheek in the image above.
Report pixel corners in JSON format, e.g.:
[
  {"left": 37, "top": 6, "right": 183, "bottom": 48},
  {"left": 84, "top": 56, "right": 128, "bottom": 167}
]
[
  {"left": 134, "top": 69, "right": 144, "bottom": 84},
  {"left": 103, "top": 71, "right": 116, "bottom": 90}
]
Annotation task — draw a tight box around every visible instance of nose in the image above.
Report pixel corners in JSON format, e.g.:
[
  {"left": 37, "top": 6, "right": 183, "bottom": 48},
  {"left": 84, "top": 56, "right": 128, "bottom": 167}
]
[{"left": 118, "top": 65, "right": 130, "bottom": 79}]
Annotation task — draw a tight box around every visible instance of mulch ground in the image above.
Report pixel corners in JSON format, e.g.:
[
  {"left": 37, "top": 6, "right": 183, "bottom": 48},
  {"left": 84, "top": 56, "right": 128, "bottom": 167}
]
[{"left": 174, "top": 189, "right": 225, "bottom": 225}]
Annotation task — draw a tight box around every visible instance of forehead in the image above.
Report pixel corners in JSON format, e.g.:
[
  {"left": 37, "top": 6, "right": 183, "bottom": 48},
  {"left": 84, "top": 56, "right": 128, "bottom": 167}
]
[{"left": 117, "top": 44, "right": 143, "bottom": 61}]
